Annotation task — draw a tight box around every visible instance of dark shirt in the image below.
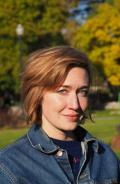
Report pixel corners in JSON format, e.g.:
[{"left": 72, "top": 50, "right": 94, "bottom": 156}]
[{"left": 51, "top": 138, "right": 81, "bottom": 180}]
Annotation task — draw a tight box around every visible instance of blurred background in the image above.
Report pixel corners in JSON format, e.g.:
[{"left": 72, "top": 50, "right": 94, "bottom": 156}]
[{"left": 0, "top": 0, "right": 120, "bottom": 157}]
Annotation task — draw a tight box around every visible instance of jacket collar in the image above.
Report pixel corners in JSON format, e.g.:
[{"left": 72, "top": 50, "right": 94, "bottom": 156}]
[
  {"left": 27, "top": 124, "right": 59, "bottom": 154},
  {"left": 27, "top": 124, "right": 99, "bottom": 154},
  {"left": 75, "top": 126, "right": 99, "bottom": 153}
]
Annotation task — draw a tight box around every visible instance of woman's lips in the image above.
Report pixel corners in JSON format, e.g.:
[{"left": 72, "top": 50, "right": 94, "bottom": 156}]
[{"left": 63, "top": 114, "right": 79, "bottom": 121}]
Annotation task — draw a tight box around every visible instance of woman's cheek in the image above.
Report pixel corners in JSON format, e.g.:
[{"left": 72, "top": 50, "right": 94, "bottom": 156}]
[{"left": 79, "top": 98, "right": 88, "bottom": 111}]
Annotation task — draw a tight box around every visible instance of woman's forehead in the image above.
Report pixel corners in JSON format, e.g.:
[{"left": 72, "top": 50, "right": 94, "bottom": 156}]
[{"left": 57, "top": 67, "right": 89, "bottom": 88}]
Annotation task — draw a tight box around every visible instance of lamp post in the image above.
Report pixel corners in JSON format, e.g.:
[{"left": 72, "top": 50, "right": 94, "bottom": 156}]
[{"left": 16, "top": 24, "right": 24, "bottom": 72}]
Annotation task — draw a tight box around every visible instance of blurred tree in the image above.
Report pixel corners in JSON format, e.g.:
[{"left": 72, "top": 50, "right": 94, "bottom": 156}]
[
  {"left": 0, "top": 0, "right": 79, "bottom": 104},
  {"left": 71, "top": 0, "right": 112, "bottom": 25},
  {"left": 72, "top": 1, "right": 120, "bottom": 88}
]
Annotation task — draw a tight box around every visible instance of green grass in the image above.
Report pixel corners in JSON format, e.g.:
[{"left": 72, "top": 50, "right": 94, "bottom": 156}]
[
  {"left": 82, "top": 110, "right": 120, "bottom": 158},
  {"left": 0, "top": 128, "right": 28, "bottom": 148},
  {"left": 83, "top": 111, "right": 120, "bottom": 144},
  {"left": 0, "top": 110, "right": 120, "bottom": 158}
]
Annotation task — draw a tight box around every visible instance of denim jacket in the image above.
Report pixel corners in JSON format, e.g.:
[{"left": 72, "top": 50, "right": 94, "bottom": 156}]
[{"left": 0, "top": 124, "right": 120, "bottom": 184}]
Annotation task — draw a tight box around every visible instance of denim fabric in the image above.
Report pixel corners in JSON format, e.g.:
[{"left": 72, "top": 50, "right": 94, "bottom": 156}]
[{"left": 0, "top": 124, "right": 120, "bottom": 184}]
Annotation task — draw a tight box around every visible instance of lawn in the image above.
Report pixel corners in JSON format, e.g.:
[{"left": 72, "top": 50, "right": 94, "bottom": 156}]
[
  {"left": 0, "top": 128, "right": 28, "bottom": 148},
  {"left": 82, "top": 110, "right": 120, "bottom": 158},
  {"left": 83, "top": 110, "right": 120, "bottom": 144},
  {"left": 0, "top": 110, "right": 120, "bottom": 158}
]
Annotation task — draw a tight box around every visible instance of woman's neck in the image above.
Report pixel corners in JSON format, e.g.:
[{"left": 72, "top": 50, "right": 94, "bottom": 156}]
[{"left": 41, "top": 125, "right": 76, "bottom": 141}]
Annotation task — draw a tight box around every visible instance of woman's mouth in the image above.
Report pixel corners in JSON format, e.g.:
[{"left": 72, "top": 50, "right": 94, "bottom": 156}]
[{"left": 63, "top": 114, "right": 79, "bottom": 121}]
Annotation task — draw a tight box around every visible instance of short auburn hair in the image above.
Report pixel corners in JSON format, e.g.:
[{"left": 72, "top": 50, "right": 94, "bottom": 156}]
[{"left": 22, "top": 46, "right": 91, "bottom": 124}]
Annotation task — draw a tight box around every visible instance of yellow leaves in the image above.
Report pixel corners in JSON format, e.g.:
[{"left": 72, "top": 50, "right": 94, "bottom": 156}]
[
  {"left": 108, "top": 76, "right": 120, "bottom": 86},
  {"left": 103, "top": 45, "right": 120, "bottom": 86},
  {"left": 72, "top": 1, "right": 120, "bottom": 87},
  {"left": 95, "top": 29, "right": 109, "bottom": 42},
  {"left": 114, "top": 0, "right": 120, "bottom": 10}
]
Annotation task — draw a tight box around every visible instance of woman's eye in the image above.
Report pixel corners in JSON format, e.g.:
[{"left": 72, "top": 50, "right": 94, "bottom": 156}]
[
  {"left": 57, "top": 89, "right": 68, "bottom": 94},
  {"left": 78, "top": 90, "right": 88, "bottom": 96}
]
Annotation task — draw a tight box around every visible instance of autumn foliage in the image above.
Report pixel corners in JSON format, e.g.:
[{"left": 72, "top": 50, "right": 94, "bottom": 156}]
[{"left": 72, "top": 1, "right": 120, "bottom": 86}]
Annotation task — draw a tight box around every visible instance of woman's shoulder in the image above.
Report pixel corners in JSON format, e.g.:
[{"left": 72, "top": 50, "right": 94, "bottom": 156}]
[
  {"left": 78, "top": 126, "right": 119, "bottom": 161},
  {"left": 0, "top": 135, "right": 29, "bottom": 184},
  {"left": 0, "top": 134, "right": 27, "bottom": 160},
  {"left": 95, "top": 137, "right": 116, "bottom": 154}
]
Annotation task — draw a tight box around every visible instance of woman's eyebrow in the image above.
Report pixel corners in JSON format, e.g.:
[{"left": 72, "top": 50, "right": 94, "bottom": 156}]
[
  {"left": 60, "top": 85, "right": 89, "bottom": 89},
  {"left": 78, "top": 85, "right": 89, "bottom": 89},
  {"left": 60, "top": 85, "right": 71, "bottom": 88}
]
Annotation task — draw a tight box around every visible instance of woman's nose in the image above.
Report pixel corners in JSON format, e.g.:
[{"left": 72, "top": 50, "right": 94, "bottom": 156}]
[{"left": 68, "top": 94, "right": 80, "bottom": 110}]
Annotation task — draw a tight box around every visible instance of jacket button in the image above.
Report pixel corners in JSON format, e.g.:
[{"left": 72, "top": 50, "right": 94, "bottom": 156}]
[{"left": 56, "top": 150, "right": 63, "bottom": 157}]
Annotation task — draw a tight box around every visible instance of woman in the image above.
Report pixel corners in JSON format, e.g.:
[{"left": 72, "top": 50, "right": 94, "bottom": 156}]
[{"left": 0, "top": 46, "right": 120, "bottom": 184}]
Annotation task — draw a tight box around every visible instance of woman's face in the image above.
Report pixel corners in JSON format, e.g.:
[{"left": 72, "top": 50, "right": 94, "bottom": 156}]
[{"left": 41, "top": 67, "right": 89, "bottom": 140}]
